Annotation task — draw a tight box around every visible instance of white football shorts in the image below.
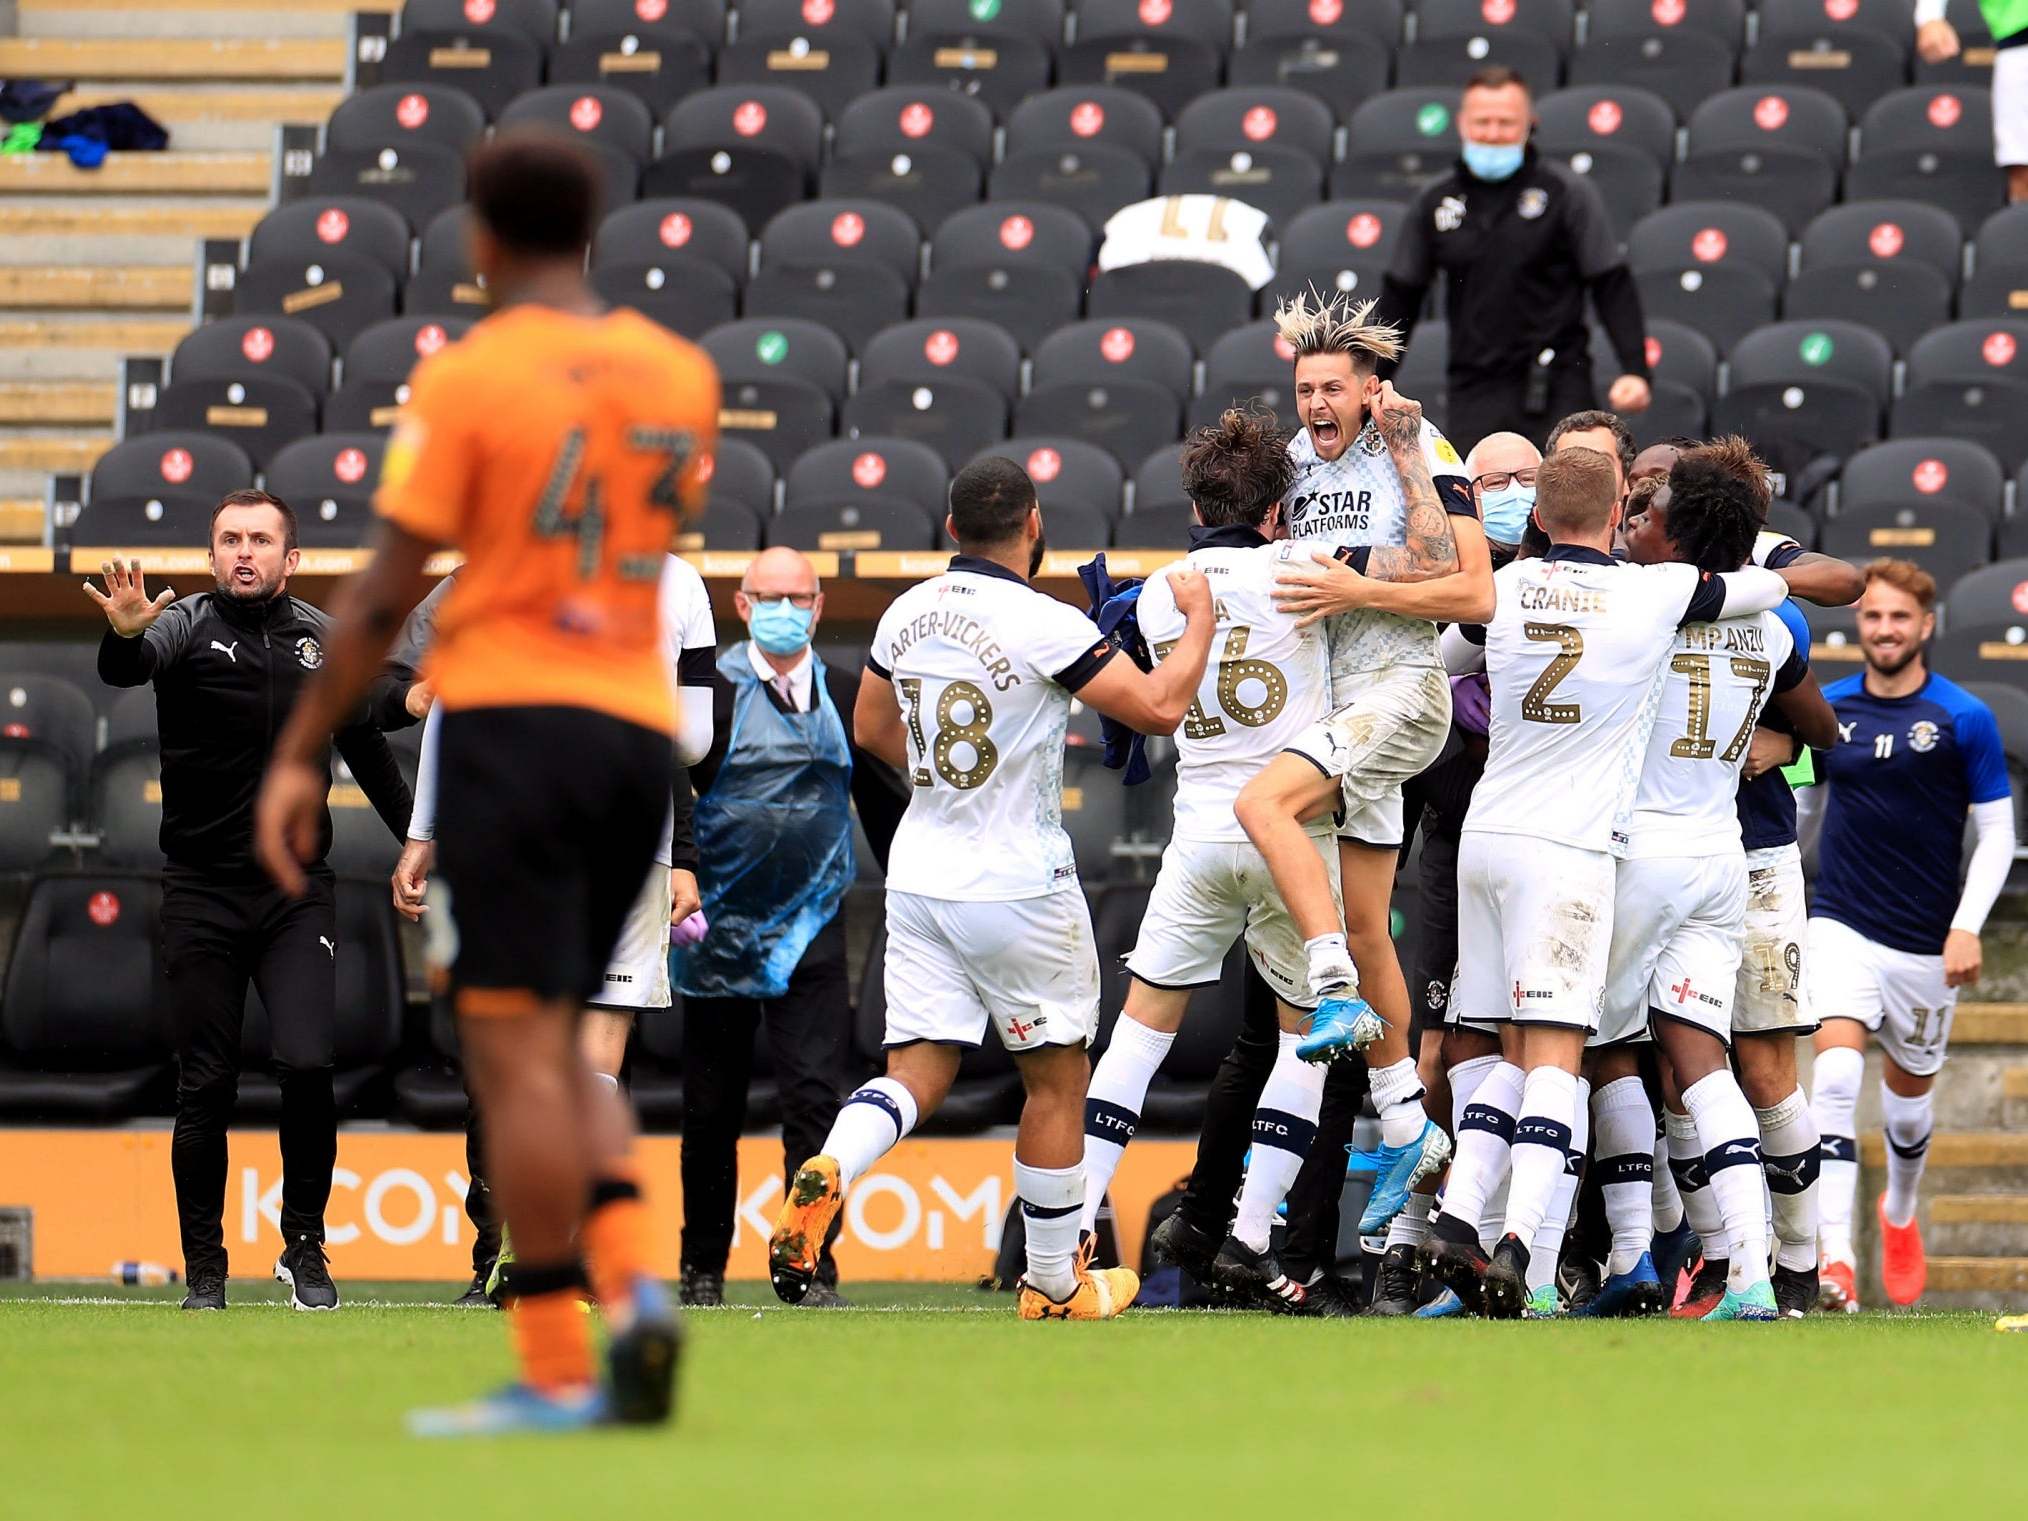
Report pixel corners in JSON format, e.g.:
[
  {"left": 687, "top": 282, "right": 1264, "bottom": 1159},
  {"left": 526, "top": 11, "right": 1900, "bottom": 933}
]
[
  {"left": 884, "top": 888, "right": 1100, "bottom": 1053},
  {"left": 1805, "top": 915, "right": 1957, "bottom": 1078},
  {"left": 1283, "top": 664, "right": 1452, "bottom": 847},
  {"left": 1454, "top": 832, "right": 1614, "bottom": 1031},
  {"left": 1597, "top": 852, "right": 1746, "bottom": 1047},
  {"left": 1735, "top": 843, "right": 1815, "bottom": 1036},
  {"left": 1126, "top": 832, "right": 1340, "bottom": 1011},
  {"left": 593, "top": 864, "right": 673, "bottom": 1010}
]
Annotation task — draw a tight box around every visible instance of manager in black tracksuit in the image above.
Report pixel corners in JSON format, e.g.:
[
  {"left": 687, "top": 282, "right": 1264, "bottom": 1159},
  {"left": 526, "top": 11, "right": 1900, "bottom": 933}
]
[
  {"left": 1373, "top": 66, "right": 1651, "bottom": 453},
  {"left": 91, "top": 489, "right": 411, "bottom": 1311}
]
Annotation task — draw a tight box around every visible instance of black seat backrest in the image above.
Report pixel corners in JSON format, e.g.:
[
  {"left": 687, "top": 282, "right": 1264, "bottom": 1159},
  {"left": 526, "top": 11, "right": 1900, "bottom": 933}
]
[{"left": 0, "top": 875, "right": 168, "bottom": 1070}]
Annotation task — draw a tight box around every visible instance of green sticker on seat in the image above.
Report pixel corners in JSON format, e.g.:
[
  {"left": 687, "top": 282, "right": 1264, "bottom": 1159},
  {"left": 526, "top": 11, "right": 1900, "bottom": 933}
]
[
  {"left": 1799, "top": 332, "right": 1834, "bottom": 367},
  {"left": 756, "top": 331, "right": 788, "bottom": 365},
  {"left": 969, "top": 0, "right": 1001, "bottom": 20},
  {"left": 1415, "top": 103, "right": 1450, "bottom": 137}
]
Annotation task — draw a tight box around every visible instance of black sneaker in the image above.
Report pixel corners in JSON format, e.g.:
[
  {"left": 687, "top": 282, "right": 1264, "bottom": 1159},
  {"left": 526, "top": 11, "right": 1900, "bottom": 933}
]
[
  {"left": 1148, "top": 1210, "right": 1220, "bottom": 1283},
  {"left": 453, "top": 1272, "right": 494, "bottom": 1308},
  {"left": 1366, "top": 1243, "right": 1421, "bottom": 1316},
  {"left": 1295, "top": 1271, "right": 1364, "bottom": 1318},
  {"left": 1481, "top": 1233, "right": 1531, "bottom": 1320},
  {"left": 1558, "top": 1249, "right": 1602, "bottom": 1315},
  {"left": 274, "top": 1235, "right": 339, "bottom": 1311},
  {"left": 801, "top": 1280, "right": 850, "bottom": 1309},
  {"left": 1772, "top": 1263, "right": 1817, "bottom": 1319},
  {"left": 181, "top": 1270, "right": 226, "bottom": 1311},
  {"left": 1209, "top": 1235, "right": 1309, "bottom": 1314},
  {"left": 1416, "top": 1215, "right": 1490, "bottom": 1315},
  {"left": 679, "top": 1270, "right": 724, "bottom": 1308}
]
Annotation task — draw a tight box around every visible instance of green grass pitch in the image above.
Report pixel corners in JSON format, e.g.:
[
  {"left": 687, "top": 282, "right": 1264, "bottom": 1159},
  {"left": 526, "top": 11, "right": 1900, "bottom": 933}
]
[{"left": 3, "top": 1280, "right": 2018, "bottom": 1520}]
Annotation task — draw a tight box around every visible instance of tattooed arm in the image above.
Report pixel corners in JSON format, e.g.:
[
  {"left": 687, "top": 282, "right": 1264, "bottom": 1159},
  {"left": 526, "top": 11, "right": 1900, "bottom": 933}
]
[{"left": 1272, "top": 389, "right": 1495, "bottom": 626}]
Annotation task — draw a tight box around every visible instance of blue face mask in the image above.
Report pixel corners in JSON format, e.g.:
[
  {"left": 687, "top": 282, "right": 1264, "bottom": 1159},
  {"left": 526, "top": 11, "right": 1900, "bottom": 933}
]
[
  {"left": 747, "top": 597, "right": 814, "bottom": 656},
  {"left": 1462, "top": 140, "right": 1525, "bottom": 183},
  {"left": 1480, "top": 483, "right": 1536, "bottom": 545}
]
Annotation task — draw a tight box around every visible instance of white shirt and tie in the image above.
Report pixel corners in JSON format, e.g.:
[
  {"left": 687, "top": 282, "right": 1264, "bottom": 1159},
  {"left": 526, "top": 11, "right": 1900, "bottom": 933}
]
[{"left": 748, "top": 641, "right": 814, "bottom": 713}]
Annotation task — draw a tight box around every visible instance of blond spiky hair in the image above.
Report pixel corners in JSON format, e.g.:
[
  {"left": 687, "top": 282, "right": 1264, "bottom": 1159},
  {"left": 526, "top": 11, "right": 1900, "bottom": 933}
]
[{"left": 1271, "top": 289, "right": 1404, "bottom": 369}]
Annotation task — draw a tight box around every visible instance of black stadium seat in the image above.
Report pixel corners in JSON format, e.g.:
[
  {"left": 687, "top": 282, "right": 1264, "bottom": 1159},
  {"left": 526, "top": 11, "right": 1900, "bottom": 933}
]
[
  {"left": 90, "top": 686, "right": 162, "bottom": 869},
  {"left": 702, "top": 316, "right": 849, "bottom": 400},
  {"left": 841, "top": 378, "right": 1009, "bottom": 472},
  {"left": 859, "top": 318, "right": 1023, "bottom": 400},
  {"left": 916, "top": 263, "right": 1083, "bottom": 356},
  {"left": 0, "top": 874, "right": 171, "bottom": 1120},
  {"left": 234, "top": 253, "right": 399, "bottom": 349},
  {"left": 589, "top": 259, "right": 737, "bottom": 338},
  {"left": 1086, "top": 262, "right": 1254, "bottom": 356},
  {"left": 1017, "top": 380, "right": 1180, "bottom": 467},
  {"left": 1782, "top": 263, "right": 1952, "bottom": 357},
  {"left": 886, "top": 30, "right": 1051, "bottom": 120},
  {"left": 1568, "top": 27, "right": 1736, "bottom": 124},
  {"left": 266, "top": 434, "right": 387, "bottom": 538},
  {"left": 835, "top": 88, "right": 996, "bottom": 169},
  {"left": 759, "top": 200, "right": 921, "bottom": 286},
  {"left": 785, "top": 437, "right": 949, "bottom": 522},
  {"left": 1227, "top": 31, "right": 1390, "bottom": 122},
  {"left": 498, "top": 84, "right": 655, "bottom": 164},
  {"left": 142, "top": 376, "right": 318, "bottom": 471},
  {"left": 772, "top": 497, "right": 937, "bottom": 552},
  {"left": 595, "top": 199, "right": 749, "bottom": 283},
  {"left": 326, "top": 82, "right": 487, "bottom": 153},
  {"left": 381, "top": 31, "right": 542, "bottom": 119},
  {"left": 0, "top": 674, "right": 93, "bottom": 867},
  {"left": 990, "top": 146, "right": 1151, "bottom": 234},
  {"left": 402, "top": 0, "right": 558, "bottom": 42},
  {"left": 746, "top": 261, "right": 912, "bottom": 355},
  {"left": 1158, "top": 147, "right": 1323, "bottom": 231},
  {"left": 1821, "top": 499, "right": 1991, "bottom": 593},
  {"left": 716, "top": 33, "right": 882, "bottom": 122},
  {"left": 1033, "top": 318, "right": 1194, "bottom": 399},
  {"left": 344, "top": 314, "right": 473, "bottom": 384},
  {"left": 1535, "top": 84, "right": 1678, "bottom": 169},
  {"left": 997, "top": 436, "right": 1126, "bottom": 521},
  {"left": 1890, "top": 379, "right": 2028, "bottom": 459},
  {"left": 250, "top": 197, "right": 412, "bottom": 280},
  {"left": 1906, "top": 319, "right": 2028, "bottom": 388},
  {"left": 1839, "top": 438, "right": 2006, "bottom": 519},
  {"left": 715, "top": 376, "right": 836, "bottom": 471},
  {"left": 1396, "top": 32, "right": 1563, "bottom": 93},
  {"left": 1743, "top": 10, "right": 1909, "bottom": 120},
  {"left": 88, "top": 432, "right": 255, "bottom": 510},
  {"left": 305, "top": 144, "right": 467, "bottom": 234},
  {"left": 548, "top": 30, "right": 710, "bottom": 118}
]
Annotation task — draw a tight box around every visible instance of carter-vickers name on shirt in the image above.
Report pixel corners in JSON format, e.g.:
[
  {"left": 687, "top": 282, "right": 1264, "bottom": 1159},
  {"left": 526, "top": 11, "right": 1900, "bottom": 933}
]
[{"left": 887, "top": 610, "right": 1021, "bottom": 690}]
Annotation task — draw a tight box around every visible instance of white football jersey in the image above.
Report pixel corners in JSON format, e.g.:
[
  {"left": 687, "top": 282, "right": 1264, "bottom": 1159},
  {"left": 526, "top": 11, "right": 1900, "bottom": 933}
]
[
  {"left": 1283, "top": 418, "right": 1472, "bottom": 683},
  {"left": 871, "top": 556, "right": 1115, "bottom": 901},
  {"left": 1625, "top": 609, "right": 1802, "bottom": 859},
  {"left": 1463, "top": 548, "right": 1714, "bottom": 856},
  {"left": 1098, "top": 195, "right": 1275, "bottom": 290},
  {"left": 1137, "top": 534, "right": 1333, "bottom": 842}
]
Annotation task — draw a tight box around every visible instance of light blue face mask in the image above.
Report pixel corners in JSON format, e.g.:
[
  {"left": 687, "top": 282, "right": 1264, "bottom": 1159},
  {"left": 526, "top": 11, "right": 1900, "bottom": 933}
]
[
  {"left": 1462, "top": 139, "right": 1525, "bottom": 183},
  {"left": 747, "top": 597, "right": 814, "bottom": 656},
  {"left": 1480, "top": 483, "right": 1536, "bottom": 545}
]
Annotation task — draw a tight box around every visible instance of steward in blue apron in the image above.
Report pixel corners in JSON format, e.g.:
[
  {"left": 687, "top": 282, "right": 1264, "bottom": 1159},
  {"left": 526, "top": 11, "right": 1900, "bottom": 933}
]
[{"left": 671, "top": 643, "right": 855, "bottom": 1000}]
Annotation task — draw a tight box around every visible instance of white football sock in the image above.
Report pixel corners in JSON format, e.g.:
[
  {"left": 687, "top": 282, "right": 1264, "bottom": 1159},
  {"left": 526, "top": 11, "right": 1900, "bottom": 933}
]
[
  {"left": 1665, "top": 1108, "right": 1724, "bottom": 1257},
  {"left": 1809, "top": 1045, "right": 1864, "bottom": 1264},
  {"left": 1438, "top": 1057, "right": 1520, "bottom": 1237},
  {"left": 1527, "top": 1078, "right": 1590, "bottom": 1294},
  {"left": 1014, "top": 1160, "right": 1084, "bottom": 1301},
  {"left": 1078, "top": 1013, "right": 1176, "bottom": 1235},
  {"left": 1368, "top": 1056, "right": 1428, "bottom": 1149},
  {"left": 1592, "top": 1076, "right": 1658, "bottom": 1276},
  {"left": 1384, "top": 1192, "right": 1433, "bottom": 1251},
  {"left": 1304, "top": 933, "right": 1358, "bottom": 1000},
  {"left": 1232, "top": 1033, "right": 1326, "bottom": 1252},
  {"left": 1501, "top": 1066, "right": 1579, "bottom": 1249},
  {"left": 1880, "top": 1085, "right": 1934, "bottom": 1230},
  {"left": 1683, "top": 1070, "right": 1769, "bottom": 1291},
  {"left": 821, "top": 1077, "right": 919, "bottom": 1188},
  {"left": 1651, "top": 1130, "right": 1684, "bottom": 1234},
  {"left": 1756, "top": 1086, "right": 1821, "bottom": 1273}
]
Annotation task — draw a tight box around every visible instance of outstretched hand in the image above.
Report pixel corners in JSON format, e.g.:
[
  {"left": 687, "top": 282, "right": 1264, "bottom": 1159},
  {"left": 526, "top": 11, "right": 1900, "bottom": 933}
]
[{"left": 84, "top": 558, "right": 174, "bottom": 636}]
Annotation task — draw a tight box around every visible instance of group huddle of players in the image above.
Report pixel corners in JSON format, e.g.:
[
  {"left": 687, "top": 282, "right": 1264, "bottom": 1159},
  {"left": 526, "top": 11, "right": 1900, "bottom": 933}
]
[
  {"left": 771, "top": 290, "right": 2011, "bottom": 1326},
  {"left": 255, "top": 133, "right": 2008, "bottom": 1434}
]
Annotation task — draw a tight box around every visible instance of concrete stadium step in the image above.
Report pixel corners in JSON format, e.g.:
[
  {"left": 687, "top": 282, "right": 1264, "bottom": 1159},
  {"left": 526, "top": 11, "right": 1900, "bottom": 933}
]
[
  {"left": 1801, "top": 1013, "right": 2028, "bottom": 1130},
  {"left": 18, "top": 0, "right": 395, "bottom": 40},
  {"left": 0, "top": 38, "right": 346, "bottom": 82},
  {"left": 0, "top": 151, "right": 270, "bottom": 195},
  {"left": 1929, "top": 1194, "right": 2028, "bottom": 1256},
  {"left": 2005, "top": 1067, "right": 2028, "bottom": 1128},
  {"left": 1859, "top": 1132, "right": 2028, "bottom": 1190},
  {"left": 45, "top": 87, "right": 346, "bottom": 152},
  {"left": 1925, "top": 1257, "right": 2028, "bottom": 1305},
  {"left": 0, "top": 382, "right": 116, "bottom": 427},
  {"left": 0, "top": 202, "right": 264, "bottom": 266},
  {"left": 0, "top": 432, "right": 112, "bottom": 482},
  {"left": 0, "top": 317, "right": 189, "bottom": 381},
  {"left": 0, "top": 266, "right": 192, "bottom": 310}
]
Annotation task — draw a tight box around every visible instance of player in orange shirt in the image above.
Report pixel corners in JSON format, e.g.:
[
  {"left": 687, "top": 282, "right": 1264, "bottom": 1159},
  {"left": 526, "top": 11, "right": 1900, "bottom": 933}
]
[{"left": 255, "top": 130, "right": 718, "bottom": 1437}]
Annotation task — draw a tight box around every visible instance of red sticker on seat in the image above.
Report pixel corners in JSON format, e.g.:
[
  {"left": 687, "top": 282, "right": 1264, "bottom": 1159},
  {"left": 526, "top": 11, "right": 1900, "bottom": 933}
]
[
  {"left": 1986, "top": 331, "right": 2018, "bottom": 366},
  {"left": 1100, "top": 327, "right": 1135, "bottom": 363},
  {"left": 1645, "top": 336, "right": 1663, "bottom": 369},
  {"left": 1028, "top": 446, "right": 1062, "bottom": 482},
  {"left": 831, "top": 211, "right": 865, "bottom": 247},
  {"left": 1070, "top": 101, "right": 1105, "bottom": 138},
  {"left": 1869, "top": 222, "right": 1904, "bottom": 258},
  {"left": 2012, "top": 581, "right": 2028, "bottom": 615},
  {"left": 1912, "top": 458, "right": 1949, "bottom": 494},
  {"left": 733, "top": 101, "right": 768, "bottom": 137},
  {"left": 1929, "top": 94, "right": 1963, "bottom": 130},
  {"left": 465, "top": 0, "right": 495, "bottom": 23},
  {"left": 1588, "top": 100, "right": 1623, "bottom": 136},
  {"left": 88, "top": 891, "right": 120, "bottom": 927},
  {"left": 852, "top": 451, "right": 887, "bottom": 489},
  {"left": 315, "top": 207, "right": 349, "bottom": 244},
  {"left": 334, "top": 447, "right": 368, "bottom": 485},
  {"left": 899, "top": 102, "right": 934, "bottom": 139},
  {"left": 1754, "top": 96, "right": 1790, "bottom": 132},
  {"left": 1140, "top": 0, "right": 1173, "bottom": 24},
  {"left": 1483, "top": 0, "right": 1516, "bottom": 23},
  {"left": 925, "top": 329, "right": 960, "bottom": 366},
  {"left": 999, "top": 214, "right": 1034, "bottom": 251},
  {"left": 1310, "top": 0, "right": 1344, "bottom": 22},
  {"left": 396, "top": 93, "right": 429, "bottom": 130},
  {"left": 415, "top": 323, "right": 448, "bottom": 356},
  {"left": 1347, "top": 212, "right": 1383, "bottom": 249},
  {"left": 1653, "top": 0, "right": 1686, "bottom": 23},
  {"left": 160, "top": 448, "right": 193, "bottom": 484},
  {"left": 1243, "top": 107, "right": 1278, "bottom": 142},
  {"left": 242, "top": 326, "right": 275, "bottom": 363},
  {"left": 1692, "top": 227, "right": 1727, "bottom": 262},
  {"left": 805, "top": 0, "right": 836, "bottom": 23},
  {"left": 659, "top": 212, "right": 692, "bottom": 248},
  {"left": 570, "top": 96, "right": 603, "bottom": 133}
]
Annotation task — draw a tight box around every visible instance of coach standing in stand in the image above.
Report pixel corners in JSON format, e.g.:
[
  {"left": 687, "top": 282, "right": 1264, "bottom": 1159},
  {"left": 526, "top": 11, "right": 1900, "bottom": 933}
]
[
  {"left": 90, "top": 489, "right": 412, "bottom": 1312},
  {"left": 671, "top": 546, "right": 907, "bottom": 1308},
  {"left": 1374, "top": 67, "right": 1651, "bottom": 452}
]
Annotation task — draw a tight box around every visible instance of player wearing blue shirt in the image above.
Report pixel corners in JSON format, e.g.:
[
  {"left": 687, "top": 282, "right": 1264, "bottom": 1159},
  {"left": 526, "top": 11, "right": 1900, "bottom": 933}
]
[{"left": 1802, "top": 560, "right": 2015, "bottom": 1314}]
